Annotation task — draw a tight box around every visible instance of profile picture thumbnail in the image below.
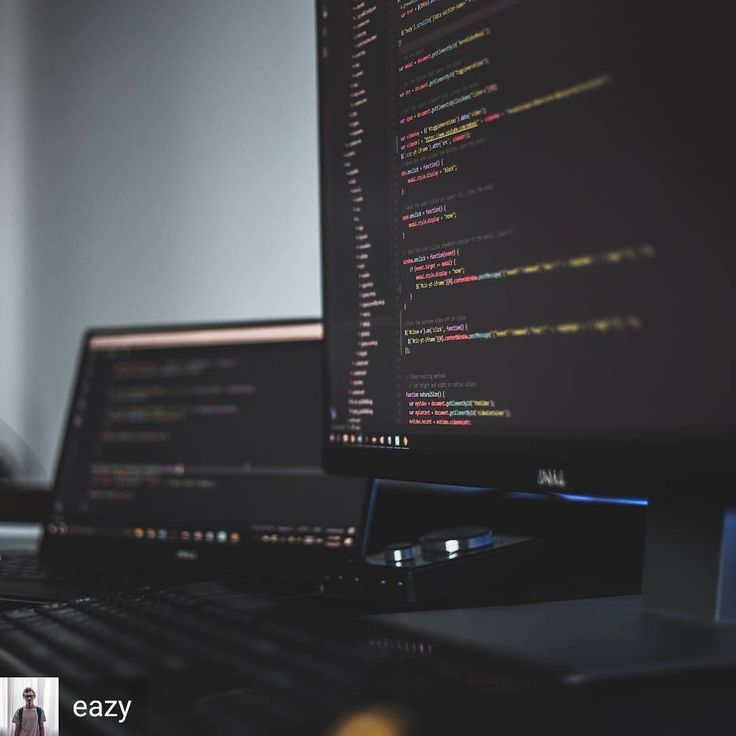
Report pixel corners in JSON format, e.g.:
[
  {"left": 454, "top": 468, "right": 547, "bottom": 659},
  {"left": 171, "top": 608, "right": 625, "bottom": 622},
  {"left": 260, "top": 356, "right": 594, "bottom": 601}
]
[{"left": 1, "top": 678, "right": 59, "bottom": 736}]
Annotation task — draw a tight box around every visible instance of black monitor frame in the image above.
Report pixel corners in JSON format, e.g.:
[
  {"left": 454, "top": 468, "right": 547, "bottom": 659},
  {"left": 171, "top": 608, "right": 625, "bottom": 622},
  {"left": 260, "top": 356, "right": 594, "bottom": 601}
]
[{"left": 322, "top": 435, "right": 733, "bottom": 502}]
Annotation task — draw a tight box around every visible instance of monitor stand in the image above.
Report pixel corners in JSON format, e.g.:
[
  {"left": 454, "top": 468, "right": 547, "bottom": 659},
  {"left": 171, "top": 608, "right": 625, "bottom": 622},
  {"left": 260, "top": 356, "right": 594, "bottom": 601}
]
[
  {"left": 641, "top": 499, "right": 735, "bottom": 622},
  {"left": 373, "top": 499, "right": 736, "bottom": 683}
]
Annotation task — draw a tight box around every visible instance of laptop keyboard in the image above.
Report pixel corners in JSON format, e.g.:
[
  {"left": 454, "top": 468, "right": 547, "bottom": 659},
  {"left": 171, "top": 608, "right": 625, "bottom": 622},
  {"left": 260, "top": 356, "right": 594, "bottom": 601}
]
[
  {"left": 0, "top": 555, "right": 56, "bottom": 581},
  {"left": 0, "top": 553, "right": 319, "bottom": 602}
]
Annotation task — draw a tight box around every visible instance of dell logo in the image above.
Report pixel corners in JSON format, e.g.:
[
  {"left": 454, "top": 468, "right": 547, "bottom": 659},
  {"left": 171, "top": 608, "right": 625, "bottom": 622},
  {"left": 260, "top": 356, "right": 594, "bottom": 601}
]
[
  {"left": 174, "top": 548, "right": 198, "bottom": 561},
  {"left": 537, "top": 468, "right": 567, "bottom": 488}
]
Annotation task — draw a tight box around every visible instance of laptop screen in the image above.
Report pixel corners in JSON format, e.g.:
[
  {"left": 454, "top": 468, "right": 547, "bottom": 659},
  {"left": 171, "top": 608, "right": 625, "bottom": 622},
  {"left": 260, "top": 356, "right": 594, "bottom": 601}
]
[{"left": 47, "top": 321, "right": 368, "bottom": 560}]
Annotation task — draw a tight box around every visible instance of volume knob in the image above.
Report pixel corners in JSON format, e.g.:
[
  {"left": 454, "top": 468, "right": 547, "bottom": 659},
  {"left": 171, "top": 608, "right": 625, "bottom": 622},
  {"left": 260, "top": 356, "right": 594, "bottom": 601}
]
[
  {"left": 419, "top": 526, "right": 494, "bottom": 556},
  {"left": 383, "top": 542, "right": 415, "bottom": 564}
]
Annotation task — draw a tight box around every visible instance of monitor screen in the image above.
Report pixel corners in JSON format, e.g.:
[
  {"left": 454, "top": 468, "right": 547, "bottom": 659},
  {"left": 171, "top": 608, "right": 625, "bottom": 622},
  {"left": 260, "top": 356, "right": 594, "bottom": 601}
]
[
  {"left": 49, "top": 321, "right": 367, "bottom": 554},
  {"left": 318, "top": 0, "right": 735, "bottom": 496}
]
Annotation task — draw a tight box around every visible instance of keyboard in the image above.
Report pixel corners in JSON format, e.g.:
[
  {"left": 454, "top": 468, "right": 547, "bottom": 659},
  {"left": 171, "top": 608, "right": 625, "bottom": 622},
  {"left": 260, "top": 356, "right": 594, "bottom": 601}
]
[{"left": 0, "top": 580, "right": 545, "bottom": 735}]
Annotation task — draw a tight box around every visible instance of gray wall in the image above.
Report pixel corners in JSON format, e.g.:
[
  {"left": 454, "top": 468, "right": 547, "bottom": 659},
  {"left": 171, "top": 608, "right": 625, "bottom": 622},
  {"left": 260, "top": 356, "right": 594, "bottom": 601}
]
[
  {"left": 0, "top": 0, "right": 32, "bottom": 479},
  {"left": 0, "top": 0, "right": 322, "bottom": 482}
]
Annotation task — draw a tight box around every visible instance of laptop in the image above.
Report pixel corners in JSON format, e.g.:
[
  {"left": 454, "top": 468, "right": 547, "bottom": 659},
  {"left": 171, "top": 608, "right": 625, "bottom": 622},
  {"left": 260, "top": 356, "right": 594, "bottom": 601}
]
[{"left": 0, "top": 319, "right": 370, "bottom": 604}]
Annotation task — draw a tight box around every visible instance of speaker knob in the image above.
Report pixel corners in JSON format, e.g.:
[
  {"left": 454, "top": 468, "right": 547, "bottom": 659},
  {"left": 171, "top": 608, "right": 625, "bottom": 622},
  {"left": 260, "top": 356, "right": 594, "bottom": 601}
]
[
  {"left": 419, "top": 526, "right": 494, "bottom": 556},
  {"left": 383, "top": 541, "right": 415, "bottom": 564}
]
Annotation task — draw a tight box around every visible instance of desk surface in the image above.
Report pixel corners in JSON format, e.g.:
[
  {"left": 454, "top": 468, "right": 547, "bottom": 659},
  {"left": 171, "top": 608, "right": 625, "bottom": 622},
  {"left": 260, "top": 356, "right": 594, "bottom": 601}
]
[{"left": 375, "top": 594, "right": 736, "bottom": 684}]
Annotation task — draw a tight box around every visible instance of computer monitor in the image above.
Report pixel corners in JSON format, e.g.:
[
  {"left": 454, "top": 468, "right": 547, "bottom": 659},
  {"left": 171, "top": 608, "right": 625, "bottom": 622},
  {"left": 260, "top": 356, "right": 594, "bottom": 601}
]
[
  {"left": 47, "top": 320, "right": 369, "bottom": 572},
  {"left": 317, "top": 1, "right": 735, "bottom": 622}
]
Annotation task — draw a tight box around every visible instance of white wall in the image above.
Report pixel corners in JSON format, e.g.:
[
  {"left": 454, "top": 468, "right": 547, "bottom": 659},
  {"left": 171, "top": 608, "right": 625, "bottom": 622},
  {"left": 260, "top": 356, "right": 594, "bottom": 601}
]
[
  {"left": 1, "top": 0, "right": 322, "bottom": 481},
  {"left": 0, "top": 0, "right": 36, "bottom": 479}
]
